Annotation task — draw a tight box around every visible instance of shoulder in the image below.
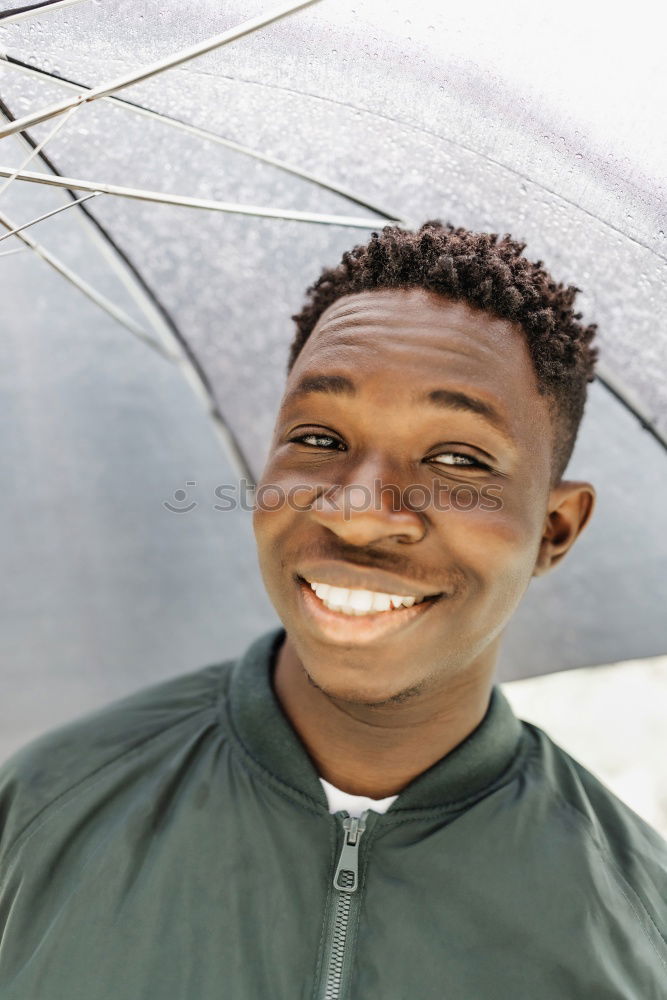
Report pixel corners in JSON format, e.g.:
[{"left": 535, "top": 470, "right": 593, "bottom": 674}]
[
  {"left": 0, "top": 658, "right": 234, "bottom": 862},
  {"left": 521, "top": 721, "right": 667, "bottom": 941},
  {"left": 522, "top": 721, "right": 666, "bottom": 852}
]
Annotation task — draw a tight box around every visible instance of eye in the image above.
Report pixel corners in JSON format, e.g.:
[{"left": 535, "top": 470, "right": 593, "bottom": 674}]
[
  {"left": 289, "top": 432, "right": 345, "bottom": 450},
  {"left": 288, "top": 435, "right": 490, "bottom": 468},
  {"left": 431, "top": 451, "right": 489, "bottom": 469}
]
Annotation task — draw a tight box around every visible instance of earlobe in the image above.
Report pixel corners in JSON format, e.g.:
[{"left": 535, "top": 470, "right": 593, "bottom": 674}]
[{"left": 533, "top": 481, "right": 596, "bottom": 576}]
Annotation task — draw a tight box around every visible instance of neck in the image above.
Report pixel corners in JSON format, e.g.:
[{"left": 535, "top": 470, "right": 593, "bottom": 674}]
[{"left": 272, "top": 635, "right": 497, "bottom": 799}]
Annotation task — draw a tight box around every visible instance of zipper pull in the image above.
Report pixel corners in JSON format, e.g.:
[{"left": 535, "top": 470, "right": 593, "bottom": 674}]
[{"left": 333, "top": 813, "right": 367, "bottom": 893}]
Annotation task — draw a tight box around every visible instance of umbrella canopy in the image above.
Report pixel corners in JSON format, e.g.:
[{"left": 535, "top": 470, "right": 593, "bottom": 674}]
[{"left": 1, "top": 0, "right": 666, "bottom": 753}]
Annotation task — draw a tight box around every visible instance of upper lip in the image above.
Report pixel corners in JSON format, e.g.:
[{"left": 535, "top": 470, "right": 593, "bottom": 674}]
[{"left": 297, "top": 561, "right": 443, "bottom": 600}]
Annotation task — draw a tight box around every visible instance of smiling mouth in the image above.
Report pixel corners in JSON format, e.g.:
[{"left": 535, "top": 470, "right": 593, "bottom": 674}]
[
  {"left": 301, "top": 577, "right": 439, "bottom": 615},
  {"left": 295, "top": 575, "right": 444, "bottom": 643}
]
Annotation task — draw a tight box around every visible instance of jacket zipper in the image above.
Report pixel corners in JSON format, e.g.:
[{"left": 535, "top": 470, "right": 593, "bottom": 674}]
[{"left": 319, "top": 811, "right": 369, "bottom": 1000}]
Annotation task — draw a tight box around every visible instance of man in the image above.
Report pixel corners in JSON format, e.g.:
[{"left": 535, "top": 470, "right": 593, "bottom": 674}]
[{"left": 1, "top": 222, "right": 665, "bottom": 999}]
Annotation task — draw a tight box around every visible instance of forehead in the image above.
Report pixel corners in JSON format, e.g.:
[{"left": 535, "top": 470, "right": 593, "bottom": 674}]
[{"left": 286, "top": 288, "right": 546, "bottom": 425}]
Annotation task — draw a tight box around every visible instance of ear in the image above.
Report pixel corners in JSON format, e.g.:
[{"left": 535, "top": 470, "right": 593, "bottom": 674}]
[{"left": 533, "top": 480, "right": 596, "bottom": 576}]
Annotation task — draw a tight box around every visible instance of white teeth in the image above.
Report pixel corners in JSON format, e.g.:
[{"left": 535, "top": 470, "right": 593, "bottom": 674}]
[
  {"left": 308, "top": 580, "right": 424, "bottom": 615},
  {"left": 323, "top": 601, "right": 366, "bottom": 615},
  {"left": 347, "top": 589, "right": 374, "bottom": 613},
  {"left": 370, "top": 593, "right": 392, "bottom": 612},
  {"left": 327, "top": 586, "right": 350, "bottom": 608}
]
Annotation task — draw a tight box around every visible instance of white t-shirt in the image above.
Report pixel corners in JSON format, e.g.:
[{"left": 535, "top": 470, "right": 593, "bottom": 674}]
[{"left": 319, "top": 777, "right": 398, "bottom": 817}]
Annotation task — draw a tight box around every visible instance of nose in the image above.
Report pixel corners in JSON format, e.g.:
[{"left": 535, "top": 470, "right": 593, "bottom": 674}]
[{"left": 308, "top": 457, "right": 425, "bottom": 547}]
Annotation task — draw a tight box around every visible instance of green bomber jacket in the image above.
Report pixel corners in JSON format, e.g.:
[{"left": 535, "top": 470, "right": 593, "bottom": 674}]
[{"left": 0, "top": 627, "right": 665, "bottom": 999}]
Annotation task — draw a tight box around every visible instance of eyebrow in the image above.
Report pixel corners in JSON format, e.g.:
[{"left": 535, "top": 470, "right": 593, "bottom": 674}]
[
  {"left": 283, "top": 373, "right": 356, "bottom": 406},
  {"left": 284, "top": 372, "right": 514, "bottom": 443},
  {"left": 418, "top": 387, "right": 512, "bottom": 439}
]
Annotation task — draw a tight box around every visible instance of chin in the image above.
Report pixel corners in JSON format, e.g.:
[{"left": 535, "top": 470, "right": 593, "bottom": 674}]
[{"left": 303, "top": 664, "right": 425, "bottom": 708}]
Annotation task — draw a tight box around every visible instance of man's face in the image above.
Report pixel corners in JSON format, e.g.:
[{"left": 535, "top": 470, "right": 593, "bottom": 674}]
[{"left": 253, "top": 288, "right": 559, "bottom": 704}]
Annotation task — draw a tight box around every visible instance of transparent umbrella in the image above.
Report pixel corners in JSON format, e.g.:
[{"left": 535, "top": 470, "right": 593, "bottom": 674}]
[{"left": 1, "top": 0, "right": 665, "bottom": 758}]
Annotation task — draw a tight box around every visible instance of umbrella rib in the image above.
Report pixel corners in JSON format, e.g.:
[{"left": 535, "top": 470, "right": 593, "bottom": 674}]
[
  {"left": 0, "top": 99, "right": 257, "bottom": 485},
  {"left": 0, "top": 104, "right": 78, "bottom": 199},
  {"left": 0, "top": 165, "right": 400, "bottom": 228},
  {"left": 0, "top": 97, "right": 182, "bottom": 357},
  {"left": 0, "top": 57, "right": 403, "bottom": 222},
  {"left": 0, "top": 245, "right": 29, "bottom": 256},
  {"left": 0, "top": 0, "right": 87, "bottom": 23},
  {"left": 0, "top": 205, "right": 181, "bottom": 362},
  {"left": 0, "top": 0, "right": 323, "bottom": 140},
  {"left": 0, "top": 195, "right": 258, "bottom": 481},
  {"left": 71, "top": 102, "right": 402, "bottom": 222},
  {"left": 595, "top": 364, "right": 667, "bottom": 454},
  {"left": 0, "top": 189, "right": 100, "bottom": 242}
]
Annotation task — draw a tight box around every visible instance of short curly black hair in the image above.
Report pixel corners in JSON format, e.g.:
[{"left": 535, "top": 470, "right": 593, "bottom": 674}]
[{"left": 288, "top": 221, "right": 598, "bottom": 484}]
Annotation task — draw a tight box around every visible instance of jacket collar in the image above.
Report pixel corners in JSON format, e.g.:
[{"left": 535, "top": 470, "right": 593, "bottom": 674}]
[{"left": 228, "top": 627, "right": 524, "bottom": 814}]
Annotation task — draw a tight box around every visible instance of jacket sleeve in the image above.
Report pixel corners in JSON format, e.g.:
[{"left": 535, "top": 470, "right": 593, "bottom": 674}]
[
  {"left": 0, "top": 663, "right": 227, "bottom": 874},
  {"left": 0, "top": 738, "right": 54, "bottom": 869}
]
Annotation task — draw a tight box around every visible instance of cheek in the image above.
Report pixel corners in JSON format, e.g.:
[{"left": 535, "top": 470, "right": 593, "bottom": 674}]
[
  {"left": 436, "top": 491, "right": 543, "bottom": 589},
  {"left": 252, "top": 465, "right": 318, "bottom": 550},
  {"left": 252, "top": 485, "right": 290, "bottom": 551},
  {"left": 253, "top": 497, "right": 291, "bottom": 601},
  {"left": 434, "top": 502, "right": 542, "bottom": 647}
]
